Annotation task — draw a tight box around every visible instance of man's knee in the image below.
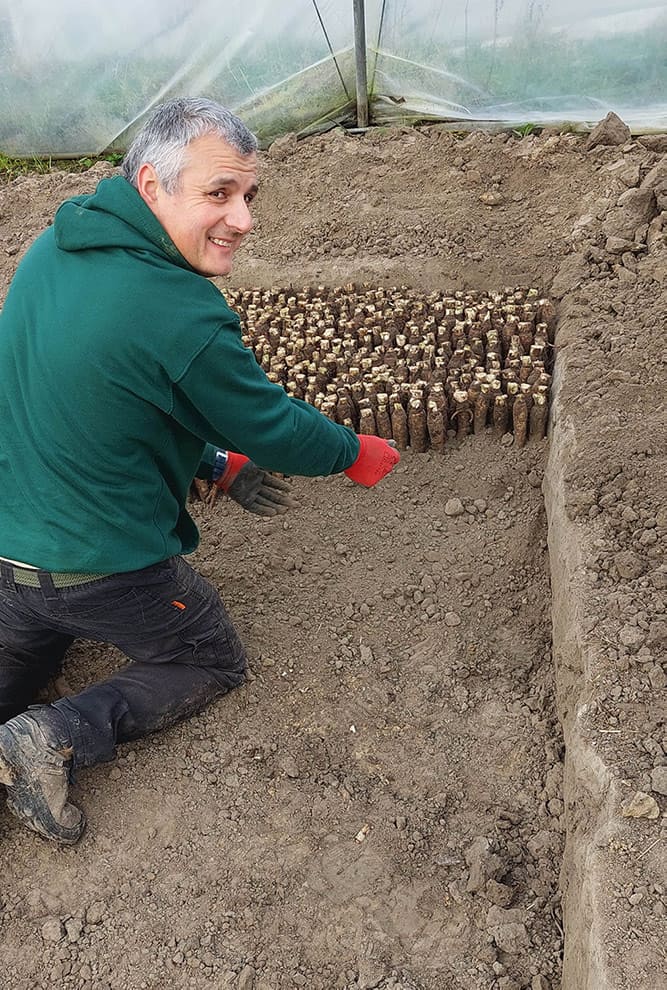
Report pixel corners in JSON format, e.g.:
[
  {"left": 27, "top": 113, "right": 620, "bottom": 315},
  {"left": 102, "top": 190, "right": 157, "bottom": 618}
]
[{"left": 192, "top": 618, "right": 247, "bottom": 691}]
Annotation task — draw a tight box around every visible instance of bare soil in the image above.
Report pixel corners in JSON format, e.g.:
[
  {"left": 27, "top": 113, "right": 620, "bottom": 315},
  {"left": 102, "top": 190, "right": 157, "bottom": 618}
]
[{"left": 0, "top": 123, "right": 664, "bottom": 990}]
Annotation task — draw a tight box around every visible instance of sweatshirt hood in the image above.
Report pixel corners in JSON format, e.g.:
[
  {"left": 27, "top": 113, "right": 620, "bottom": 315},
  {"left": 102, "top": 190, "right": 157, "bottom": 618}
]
[{"left": 54, "top": 175, "right": 191, "bottom": 270}]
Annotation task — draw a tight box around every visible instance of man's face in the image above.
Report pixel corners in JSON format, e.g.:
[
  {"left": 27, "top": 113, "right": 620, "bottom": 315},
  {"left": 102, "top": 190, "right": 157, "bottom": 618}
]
[{"left": 141, "top": 133, "right": 258, "bottom": 277}]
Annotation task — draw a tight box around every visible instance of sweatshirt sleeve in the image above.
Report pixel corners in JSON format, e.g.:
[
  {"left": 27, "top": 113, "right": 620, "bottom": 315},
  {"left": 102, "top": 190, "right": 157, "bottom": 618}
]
[
  {"left": 173, "top": 321, "right": 360, "bottom": 477},
  {"left": 195, "top": 442, "right": 218, "bottom": 481}
]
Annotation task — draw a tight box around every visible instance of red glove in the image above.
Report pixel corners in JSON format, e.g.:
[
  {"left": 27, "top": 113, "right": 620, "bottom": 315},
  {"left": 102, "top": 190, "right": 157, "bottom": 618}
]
[
  {"left": 344, "top": 435, "right": 400, "bottom": 488},
  {"left": 214, "top": 451, "right": 250, "bottom": 491}
]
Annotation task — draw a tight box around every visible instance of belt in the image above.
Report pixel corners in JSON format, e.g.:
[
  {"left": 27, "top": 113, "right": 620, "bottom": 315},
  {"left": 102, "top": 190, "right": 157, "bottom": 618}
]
[{"left": 5, "top": 567, "right": 110, "bottom": 589}]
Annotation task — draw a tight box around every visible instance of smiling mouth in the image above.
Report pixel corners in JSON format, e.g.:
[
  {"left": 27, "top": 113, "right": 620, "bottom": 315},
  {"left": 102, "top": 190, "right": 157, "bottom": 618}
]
[{"left": 209, "top": 236, "right": 233, "bottom": 248}]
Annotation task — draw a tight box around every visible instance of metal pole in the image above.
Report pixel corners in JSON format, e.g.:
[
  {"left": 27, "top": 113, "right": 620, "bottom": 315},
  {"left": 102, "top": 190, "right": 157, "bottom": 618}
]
[{"left": 353, "top": 0, "right": 369, "bottom": 128}]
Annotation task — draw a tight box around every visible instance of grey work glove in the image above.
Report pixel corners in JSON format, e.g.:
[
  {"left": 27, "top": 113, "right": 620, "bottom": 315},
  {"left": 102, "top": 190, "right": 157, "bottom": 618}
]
[{"left": 225, "top": 461, "right": 295, "bottom": 517}]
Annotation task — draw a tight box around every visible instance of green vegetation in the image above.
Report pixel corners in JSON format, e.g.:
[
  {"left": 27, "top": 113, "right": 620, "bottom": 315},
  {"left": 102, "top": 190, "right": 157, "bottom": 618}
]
[
  {"left": 512, "top": 123, "right": 538, "bottom": 138},
  {"left": 0, "top": 153, "right": 52, "bottom": 180},
  {"left": 0, "top": 153, "right": 124, "bottom": 182}
]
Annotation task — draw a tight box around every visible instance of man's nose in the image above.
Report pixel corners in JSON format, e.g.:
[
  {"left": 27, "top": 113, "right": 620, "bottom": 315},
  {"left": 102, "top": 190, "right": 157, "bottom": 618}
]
[{"left": 226, "top": 198, "right": 254, "bottom": 234}]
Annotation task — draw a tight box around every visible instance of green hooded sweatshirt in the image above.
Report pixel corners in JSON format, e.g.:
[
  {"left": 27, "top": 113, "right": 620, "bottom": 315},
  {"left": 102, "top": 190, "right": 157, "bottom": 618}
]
[{"left": 0, "top": 176, "right": 359, "bottom": 572}]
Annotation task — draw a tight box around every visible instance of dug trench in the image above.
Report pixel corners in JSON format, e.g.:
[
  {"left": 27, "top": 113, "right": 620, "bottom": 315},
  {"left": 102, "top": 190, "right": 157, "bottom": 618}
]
[{"left": 0, "top": 122, "right": 665, "bottom": 990}]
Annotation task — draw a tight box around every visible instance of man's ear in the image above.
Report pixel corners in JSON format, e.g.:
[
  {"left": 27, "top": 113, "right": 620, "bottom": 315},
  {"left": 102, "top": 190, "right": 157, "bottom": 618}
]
[{"left": 136, "top": 162, "right": 161, "bottom": 206}]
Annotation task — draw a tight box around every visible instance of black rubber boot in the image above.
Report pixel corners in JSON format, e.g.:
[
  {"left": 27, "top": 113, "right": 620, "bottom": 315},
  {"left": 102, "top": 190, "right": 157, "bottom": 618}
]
[{"left": 0, "top": 709, "right": 85, "bottom": 845}]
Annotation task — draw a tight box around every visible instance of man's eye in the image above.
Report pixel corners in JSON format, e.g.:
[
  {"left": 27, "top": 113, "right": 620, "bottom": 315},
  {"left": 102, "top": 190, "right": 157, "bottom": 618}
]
[
  {"left": 244, "top": 193, "right": 255, "bottom": 204},
  {"left": 211, "top": 191, "right": 227, "bottom": 199}
]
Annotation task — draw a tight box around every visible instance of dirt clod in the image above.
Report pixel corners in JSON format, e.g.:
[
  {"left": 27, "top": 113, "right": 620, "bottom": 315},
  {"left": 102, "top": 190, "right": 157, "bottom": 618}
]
[
  {"left": 585, "top": 112, "right": 632, "bottom": 150},
  {"left": 621, "top": 791, "right": 660, "bottom": 820}
]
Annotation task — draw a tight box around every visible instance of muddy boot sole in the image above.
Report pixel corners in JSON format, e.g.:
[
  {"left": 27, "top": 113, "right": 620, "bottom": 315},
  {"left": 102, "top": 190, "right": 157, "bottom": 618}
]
[{"left": 0, "top": 721, "right": 85, "bottom": 845}]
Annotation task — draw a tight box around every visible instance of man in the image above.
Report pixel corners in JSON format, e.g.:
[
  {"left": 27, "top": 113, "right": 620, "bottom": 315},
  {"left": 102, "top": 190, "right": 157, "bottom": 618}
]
[{"left": 0, "top": 97, "right": 399, "bottom": 845}]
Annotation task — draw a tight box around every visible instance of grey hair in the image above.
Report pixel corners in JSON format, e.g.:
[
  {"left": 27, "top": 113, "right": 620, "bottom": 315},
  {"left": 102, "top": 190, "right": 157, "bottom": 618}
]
[{"left": 121, "top": 97, "right": 257, "bottom": 193}]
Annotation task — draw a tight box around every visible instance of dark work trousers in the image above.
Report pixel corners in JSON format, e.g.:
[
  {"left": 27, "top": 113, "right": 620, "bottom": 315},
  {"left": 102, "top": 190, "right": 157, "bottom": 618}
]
[{"left": 0, "top": 556, "right": 246, "bottom": 768}]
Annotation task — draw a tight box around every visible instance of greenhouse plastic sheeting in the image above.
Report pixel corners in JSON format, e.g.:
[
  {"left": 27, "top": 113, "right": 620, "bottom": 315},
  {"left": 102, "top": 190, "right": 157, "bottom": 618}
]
[
  {"left": 0, "top": 0, "right": 357, "bottom": 155},
  {"left": 0, "top": 0, "right": 665, "bottom": 156},
  {"left": 371, "top": 0, "right": 667, "bottom": 131}
]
